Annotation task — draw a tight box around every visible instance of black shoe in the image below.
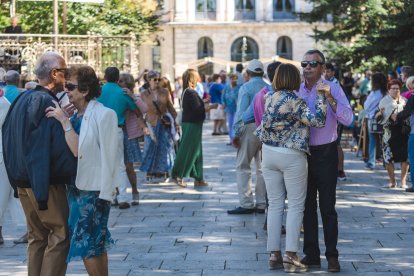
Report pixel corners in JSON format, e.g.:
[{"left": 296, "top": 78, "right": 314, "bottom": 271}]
[
  {"left": 227, "top": 207, "right": 255, "bottom": 214},
  {"left": 255, "top": 207, "right": 266, "bottom": 214},
  {"left": 327, "top": 257, "right": 341, "bottom": 272},
  {"left": 405, "top": 187, "right": 414, "bottom": 192},
  {"left": 300, "top": 256, "right": 321, "bottom": 268},
  {"left": 212, "top": 132, "right": 220, "bottom": 136}
]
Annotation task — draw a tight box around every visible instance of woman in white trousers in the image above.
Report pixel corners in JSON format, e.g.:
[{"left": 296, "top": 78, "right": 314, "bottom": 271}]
[{"left": 0, "top": 94, "right": 27, "bottom": 244}]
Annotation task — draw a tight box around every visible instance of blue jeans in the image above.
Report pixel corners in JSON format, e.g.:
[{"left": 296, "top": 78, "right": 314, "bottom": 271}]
[
  {"left": 408, "top": 134, "right": 414, "bottom": 187},
  {"left": 226, "top": 112, "right": 235, "bottom": 142},
  {"left": 367, "top": 128, "right": 377, "bottom": 168}
]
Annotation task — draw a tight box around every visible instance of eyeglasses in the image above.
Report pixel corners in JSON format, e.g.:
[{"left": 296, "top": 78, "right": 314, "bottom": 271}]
[
  {"left": 301, "top": 61, "right": 324, "bottom": 68},
  {"left": 53, "top": 68, "right": 67, "bottom": 74},
  {"left": 65, "top": 83, "right": 78, "bottom": 91}
]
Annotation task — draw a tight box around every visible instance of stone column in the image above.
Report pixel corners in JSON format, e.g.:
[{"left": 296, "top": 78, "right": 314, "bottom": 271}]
[
  {"left": 187, "top": 0, "right": 195, "bottom": 21},
  {"left": 175, "top": 0, "right": 188, "bottom": 22},
  {"left": 227, "top": 0, "right": 235, "bottom": 21},
  {"left": 255, "top": 0, "right": 264, "bottom": 21}
]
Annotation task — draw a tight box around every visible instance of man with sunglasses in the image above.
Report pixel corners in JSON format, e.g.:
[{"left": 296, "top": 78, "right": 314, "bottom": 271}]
[
  {"left": 298, "top": 50, "right": 353, "bottom": 273},
  {"left": 2, "top": 52, "right": 77, "bottom": 276}
]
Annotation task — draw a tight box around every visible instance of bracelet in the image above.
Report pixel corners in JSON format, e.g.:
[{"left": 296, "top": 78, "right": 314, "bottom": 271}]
[
  {"left": 64, "top": 126, "right": 72, "bottom": 133},
  {"left": 328, "top": 98, "right": 337, "bottom": 107}
]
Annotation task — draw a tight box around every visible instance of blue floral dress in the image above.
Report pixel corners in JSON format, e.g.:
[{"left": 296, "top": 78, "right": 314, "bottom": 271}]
[{"left": 67, "top": 114, "right": 114, "bottom": 262}]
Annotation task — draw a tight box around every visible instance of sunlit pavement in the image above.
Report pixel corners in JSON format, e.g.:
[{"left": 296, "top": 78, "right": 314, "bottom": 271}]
[{"left": 1, "top": 121, "right": 414, "bottom": 275}]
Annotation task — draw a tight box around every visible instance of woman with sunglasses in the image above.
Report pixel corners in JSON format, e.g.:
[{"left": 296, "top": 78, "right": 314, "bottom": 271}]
[
  {"left": 256, "top": 63, "right": 327, "bottom": 273},
  {"left": 140, "top": 70, "right": 177, "bottom": 182},
  {"left": 46, "top": 65, "right": 118, "bottom": 276}
]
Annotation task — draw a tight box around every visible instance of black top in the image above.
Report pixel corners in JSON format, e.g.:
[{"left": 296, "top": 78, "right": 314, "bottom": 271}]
[
  {"left": 4, "top": 25, "right": 22, "bottom": 34},
  {"left": 2, "top": 86, "right": 77, "bottom": 210},
  {"left": 182, "top": 88, "right": 206, "bottom": 123}
]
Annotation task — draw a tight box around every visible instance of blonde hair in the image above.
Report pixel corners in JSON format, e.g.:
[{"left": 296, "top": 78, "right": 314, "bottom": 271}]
[
  {"left": 272, "top": 63, "right": 301, "bottom": 92},
  {"left": 182, "top": 69, "right": 200, "bottom": 90}
]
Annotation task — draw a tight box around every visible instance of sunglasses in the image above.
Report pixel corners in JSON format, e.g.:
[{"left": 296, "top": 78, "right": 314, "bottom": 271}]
[
  {"left": 301, "top": 61, "right": 324, "bottom": 68},
  {"left": 150, "top": 78, "right": 161, "bottom": 82},
  {"left": 53, "top": 68, "right": 68, "bottom": 73},
  {"left": 65, "top": 83, "right": 78, "bottom": 91}
]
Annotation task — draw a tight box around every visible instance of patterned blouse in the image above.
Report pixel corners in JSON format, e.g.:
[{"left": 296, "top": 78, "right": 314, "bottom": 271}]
[{"left": 255, "top": 90, "right": 327, "bottom": 154}]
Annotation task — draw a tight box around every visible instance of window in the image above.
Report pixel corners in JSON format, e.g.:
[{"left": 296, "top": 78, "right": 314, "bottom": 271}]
[
  {"left": 235, "top": 0, "right": 256, "bottom": 20},
  {"left": 276, "top": 36, "right": 292, "bottom": 60},
  {"left": 197, "top": 37, "right": 214, "bottom": 75},
  {"left": 196, "top": 0, "right": 216, "bottom": 20},
  {"left": 152, "top": 40, "right": 161, "bottom": 72},
  {"left": 273, "top": 0, "right": 295, "bottom": 20},
  {"left": 231, "top": 36, "right": 259, "bottom": 62}
]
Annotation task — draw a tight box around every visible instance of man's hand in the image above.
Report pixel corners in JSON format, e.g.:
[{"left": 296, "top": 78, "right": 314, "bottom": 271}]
[
  {"left": 232, "top": 137, "right": 241, "bottom": 148},
  {"left": 122, "top": 88, "right": 134, "bottom": 99}
]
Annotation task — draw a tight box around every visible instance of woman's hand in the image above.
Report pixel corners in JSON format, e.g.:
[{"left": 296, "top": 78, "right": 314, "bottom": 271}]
[
  {"left": 62, "top": 103, "right": 76, "bottom": 117},
  {"left": 143, "top": 127, "right": 149, "bottom": 136},
  {"left": 45, "top": 100, "right": 69, "bottom": 125},
  {"left": 122, "top": 88, "right": 134, "bottom": 99}
]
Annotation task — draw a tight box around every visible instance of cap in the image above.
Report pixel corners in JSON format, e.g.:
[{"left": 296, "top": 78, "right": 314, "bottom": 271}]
[{"left": 246, "top": 59, "right": 264, "bottom": 73}]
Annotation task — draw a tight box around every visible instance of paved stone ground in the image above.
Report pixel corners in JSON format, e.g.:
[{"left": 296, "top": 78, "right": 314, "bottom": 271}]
[{"left": 1, "top": 121, "right": 414, "bottom": 275}]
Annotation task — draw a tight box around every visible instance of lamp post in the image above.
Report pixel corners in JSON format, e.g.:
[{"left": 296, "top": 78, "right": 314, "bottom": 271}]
[{"left": 241, "top": 36, "right": 247, "bottom": 63}]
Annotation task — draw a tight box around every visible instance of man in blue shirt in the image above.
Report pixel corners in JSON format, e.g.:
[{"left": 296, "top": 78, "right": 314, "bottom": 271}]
[
  {"left": 209, "top": 74, "right": 225, "bottom": 135},
  {"left": 98, "top": 67, "right": 137, "bottom": 209},
  {"left": 4, "top": 70, "right": 21, "bottom": 103},
  {"left": 228, "top": 59, "right": 267, "bottom": 215}
]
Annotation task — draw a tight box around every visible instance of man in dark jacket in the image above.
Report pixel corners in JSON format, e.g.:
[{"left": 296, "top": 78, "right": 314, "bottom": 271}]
[{"left": 2, "top": 52, "right": 76, "bottom": 276}]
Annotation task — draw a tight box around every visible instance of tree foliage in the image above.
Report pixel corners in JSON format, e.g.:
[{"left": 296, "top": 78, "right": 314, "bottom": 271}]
[
  {"left": 299, "top": 0, "right": 411, "bottom": 72},
  {"left": 0, "top": 0, "right": 162, "bottom": 42}
]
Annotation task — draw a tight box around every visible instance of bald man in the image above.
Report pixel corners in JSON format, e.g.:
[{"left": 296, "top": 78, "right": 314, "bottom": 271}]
[{"left": 2, "top": 52, "right": 77, "bottom": 276}]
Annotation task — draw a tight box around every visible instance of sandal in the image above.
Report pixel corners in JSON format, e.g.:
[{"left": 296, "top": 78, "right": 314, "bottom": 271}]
[
  {"left": 172, "top": 177, "right": 186, "bottom": 188},
  {"left": 268, "top": 253, "right": 283, "bottom": 270},
  {"left": 283, "top": 254, "right": 308, "bottom": 273}
]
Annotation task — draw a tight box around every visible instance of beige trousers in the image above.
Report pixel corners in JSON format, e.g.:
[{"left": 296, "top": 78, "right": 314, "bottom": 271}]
[
  {"left": 18, "top": 185, "right": 69, "bottom": 276},
  {"left": 235, "top": 123, "right": 266, "bottom": 209}
]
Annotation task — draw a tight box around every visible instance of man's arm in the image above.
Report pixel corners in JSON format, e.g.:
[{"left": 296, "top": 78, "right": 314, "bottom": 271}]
[
  {"left": 328, "top": 83, "right": 354, "bottom": 126},
  {"left": 233, "top": 86, "right": 249, "bottom": 137}
]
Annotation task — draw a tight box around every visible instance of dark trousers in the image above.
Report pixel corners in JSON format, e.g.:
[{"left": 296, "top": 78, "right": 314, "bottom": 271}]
[{"left": 303, "top": 141, "right": 339, "bottom": 259}]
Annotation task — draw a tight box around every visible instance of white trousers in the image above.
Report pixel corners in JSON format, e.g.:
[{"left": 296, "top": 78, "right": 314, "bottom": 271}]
[
  {"left": 116, "top": 128, "right": 131, "bottom": 203},
  {"left": 262, "top": 145, "right": 308, "bottom": 252},
  {"left": 0, "top": 160, "right": 25, "bottom": 227}
]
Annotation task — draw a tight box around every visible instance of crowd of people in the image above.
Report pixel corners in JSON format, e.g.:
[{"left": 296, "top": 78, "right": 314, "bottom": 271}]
[{"left": 0, "top": 47, "right": 413, "bottom": 275}]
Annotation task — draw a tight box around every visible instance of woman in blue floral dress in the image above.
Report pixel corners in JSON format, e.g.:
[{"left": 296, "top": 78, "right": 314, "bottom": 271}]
[{"left": 46, "top": 65, "right": 119, "bottom": 276}]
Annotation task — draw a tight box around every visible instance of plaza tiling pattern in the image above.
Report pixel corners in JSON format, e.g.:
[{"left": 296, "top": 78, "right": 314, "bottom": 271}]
[{"left": 1, "top": 121, "right": 414, "bottom": 275}]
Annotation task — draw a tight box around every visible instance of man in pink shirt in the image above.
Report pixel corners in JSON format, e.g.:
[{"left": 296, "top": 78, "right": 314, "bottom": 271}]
[{"left": 298, "top": 50, "right": 353, "bottom": 273}]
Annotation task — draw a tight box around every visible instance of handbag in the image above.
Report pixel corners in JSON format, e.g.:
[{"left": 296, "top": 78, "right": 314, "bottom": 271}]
[{"left": 152, "top": 100, "right": 171, "bottom": 128}]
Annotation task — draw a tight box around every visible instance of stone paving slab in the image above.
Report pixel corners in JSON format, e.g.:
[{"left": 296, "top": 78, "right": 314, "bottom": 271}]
[{"left": 1, "top": 121, "right": 414, "bottom": 275}]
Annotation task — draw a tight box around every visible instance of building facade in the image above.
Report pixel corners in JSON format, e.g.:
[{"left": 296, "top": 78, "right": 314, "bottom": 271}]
[{"left": 139, "top": 0, "right": 329, "bottom": 79}]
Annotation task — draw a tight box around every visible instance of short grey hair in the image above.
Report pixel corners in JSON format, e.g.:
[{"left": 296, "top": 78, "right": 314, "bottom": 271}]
[
  {"left": 5, "top": 70, "right": 20, "bottom": 85},
  {"left": 406, "top": 76, "right": 414, "bottom": 89},
  {"left": 304, "top": 49, "right": 326, "bottom": 64},
  {"left": 34, "top": 52, "right": 64, "bottom": 81},
  {"left": 25, "top": 81, "right": 38, "bottom": 90},
  {"left": 401, "top": 66, "right": 414, "bottom": 77}
]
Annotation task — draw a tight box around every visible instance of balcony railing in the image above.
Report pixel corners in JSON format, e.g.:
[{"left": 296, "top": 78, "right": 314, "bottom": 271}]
[
  {"left": 195, "top": 11, "right": 217, "bottom": 20},
  {"left": 0, "top": 33, "right": 139, "bottom": 80}
]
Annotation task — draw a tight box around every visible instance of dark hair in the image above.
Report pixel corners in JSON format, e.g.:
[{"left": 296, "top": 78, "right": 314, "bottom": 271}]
[
  {"left": 212, "top": 73, "right": 220, "bottom": 81},
  {"left": 267, "top": 62, "right": 282, "bottom": 83},
  {"left": 371, "top": 72, "right": 387, "bottom": 96},
  {"left": 247, "top": 70, "right": 264, "bottom": 77},
  {"left": 387, "top": 79, "right": 402, "bottom": 90},
  {"left": 388, "top": 70, "right": 398, "bottom": 79},
  {"left": 104, "top": 67, "right": 120, "bottom": 83},
  {"left": 401, "top": 66, "right": 414, "bottom": 77},
  {"left": 304, "top": 49, "right": 326, "bottom": 64},
  {"left": 273, "top": 63, "right": 301, "bottom": 92},
  {"left": 325, "top": 63, "right": 335, "bottom": 71},
  {"left": 66, "top": 65, "right": 101, "bottom": 101},
  {"left": 236, "top": 63, "right": 243, "bottom": 73}
]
